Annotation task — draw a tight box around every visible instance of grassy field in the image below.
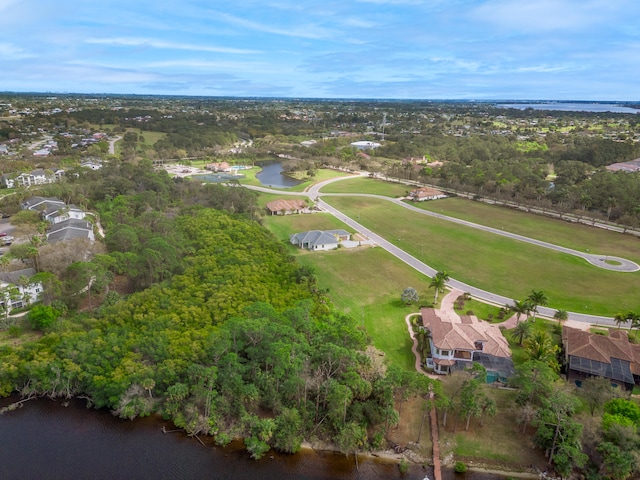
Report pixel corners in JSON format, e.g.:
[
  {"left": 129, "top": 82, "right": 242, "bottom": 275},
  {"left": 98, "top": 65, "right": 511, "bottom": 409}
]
[
  {"left": 413, "top": 196, "right": 640, "bottom": 264},
  {"left": 322, "top": 196, "right": 640, "bottom": 315},
  {"left": 318, "top": 177, "right": 410, "bottom": 197}
]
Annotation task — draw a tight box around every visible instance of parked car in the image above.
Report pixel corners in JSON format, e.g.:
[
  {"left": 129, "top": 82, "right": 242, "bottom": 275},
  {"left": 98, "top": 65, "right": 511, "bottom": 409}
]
[{"left": 0, "top": 232, "right": 6, "bottom": 237}]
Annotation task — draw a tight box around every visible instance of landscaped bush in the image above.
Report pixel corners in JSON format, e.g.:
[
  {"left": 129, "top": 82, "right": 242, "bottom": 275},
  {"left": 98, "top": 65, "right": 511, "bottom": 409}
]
[{"left": 454, "top": 461, "right": 467, "bottom": 473}]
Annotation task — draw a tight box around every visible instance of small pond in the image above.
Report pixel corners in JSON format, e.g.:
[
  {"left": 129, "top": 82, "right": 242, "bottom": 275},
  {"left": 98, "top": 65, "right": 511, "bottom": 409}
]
[{"left": 256, "top": 161, "right": 303, "bottom": 188}]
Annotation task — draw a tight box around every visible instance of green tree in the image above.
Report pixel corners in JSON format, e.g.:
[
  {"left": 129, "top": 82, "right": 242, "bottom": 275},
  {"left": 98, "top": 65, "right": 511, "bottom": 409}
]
[
  {"left": 525, "top": 331, "right": 559, "bottom": 371},
  {"left": 579, "top": 376, "right": 616, "bottom": 416},
  {"left": 509, "top": 299, "right": 532, "bottom": 322},
  {"left": 429, "top": 271, "right": 449, "bottom": 304},
  {"left": 553, "top": 309, "right": 568, "bottom": 325},
  {"left": 28, "top": 305, "right": 60, "bottom": 330},
  {"left": 533, "top": 388, "right": 587, "bottom": 474},
  {"left": 527, "top": 290, "right": 548, "bottom": 322},
  {"left": 401, "top": 287, "right": 419, "bottom": 305},
  {"left": 511, "top": 319, "right": 532, "bottom": 346}
]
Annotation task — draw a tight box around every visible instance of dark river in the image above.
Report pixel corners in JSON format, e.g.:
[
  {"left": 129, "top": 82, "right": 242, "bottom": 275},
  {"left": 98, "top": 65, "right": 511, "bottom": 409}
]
[
  {"left": 0, "top": 397, "right": 434, "bottom": 480},
  {"left": 256, "top": 161, "right": 303, "bottom": 188}
]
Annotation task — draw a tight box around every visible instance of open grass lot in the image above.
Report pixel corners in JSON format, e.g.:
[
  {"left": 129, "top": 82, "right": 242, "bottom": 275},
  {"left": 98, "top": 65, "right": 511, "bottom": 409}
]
[
  {"left": 295, "top": 247, "right": 427, "bottom": 372},
  {"left": 439, "top": 383, "right": 547, "bottom": 469},
  {"left": 319, "top": 176, "right": 410, "bottom": 197},
  {"left": 413, "top": 196, "right": 640, "bottom": 264},
  {"left": 323, "top": 196, "right": 640, "bottom": 315}
]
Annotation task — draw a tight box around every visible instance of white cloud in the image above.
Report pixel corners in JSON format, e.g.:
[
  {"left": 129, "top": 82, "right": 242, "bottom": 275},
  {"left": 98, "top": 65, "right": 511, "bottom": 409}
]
[
  {"left": 216, "top": 12, "right": 335, "bottom": 40},
  {"left": 471, "top": 0, "right": 626, "bottom": 32},
  {"left": 85, "top": 37, "right": 259, "bottom": 55},
  {"left": 0, "top": 42, "right": 35, "bottom": 59}
]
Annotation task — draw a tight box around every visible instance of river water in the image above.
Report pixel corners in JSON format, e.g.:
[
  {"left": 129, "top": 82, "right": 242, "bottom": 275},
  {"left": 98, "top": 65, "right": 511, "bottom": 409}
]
[
  {"left": 256, "top": 161, "right": 303, "bottom": 188},
  {"left": 0, "top": 397, "right": 435, "bottom": 480}
]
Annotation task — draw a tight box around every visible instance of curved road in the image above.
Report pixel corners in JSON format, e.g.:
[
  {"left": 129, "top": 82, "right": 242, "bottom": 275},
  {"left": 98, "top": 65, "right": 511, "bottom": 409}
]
[{"left": 245, "top": 173, "right": 637, "bottom": 326}]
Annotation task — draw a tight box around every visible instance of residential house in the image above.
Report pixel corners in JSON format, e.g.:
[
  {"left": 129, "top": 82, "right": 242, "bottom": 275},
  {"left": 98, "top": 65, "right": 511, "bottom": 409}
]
[
  {"left": 15, "top": 169, "right": 54, "bottom": 187},
  {"left": 350, "top": 141, "right": 381, "bottom": 150},
  {"left": 80, "top": 160, "right": 102, "bottom": 170},
  {"left": 46, "top": 218, "right": 95, "bottom": 244},
  {"left": 421, "top": 307, "right": 514, "bottom": 382},
  {"left": 290, "top": 229, "right": 350, "bottom": 251},
  {"left": 265, "top": 199, "right": 309, "bottom": 216},
  {"left": 41, "top": 203, "right": 86, "bottom": 224},
  {"left": 562, "top": 325, "right": 640, "bottom": 391},
  {"left": 0, "top": 268, "right": 43, "bottom": 313},
  {"left": 0, "top": 145, "right": 8, "bottom": 155},
  {"left": 22, "top": 196, "right": 65, "bottom": 211},
  {"left": 409, "top": 187, "right": 447, "bottom": 201}
]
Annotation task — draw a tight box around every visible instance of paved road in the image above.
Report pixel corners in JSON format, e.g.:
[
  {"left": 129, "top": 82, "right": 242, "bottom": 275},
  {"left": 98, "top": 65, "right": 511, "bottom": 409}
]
[{"left": 244, "top": 173, "right": 634, "bottom": 326}]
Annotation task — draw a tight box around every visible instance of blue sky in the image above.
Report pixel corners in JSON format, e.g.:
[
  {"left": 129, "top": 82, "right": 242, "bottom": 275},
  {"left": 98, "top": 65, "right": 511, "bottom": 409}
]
[{"left": 1, "top": 0, "right": 639, "bottom": 100}]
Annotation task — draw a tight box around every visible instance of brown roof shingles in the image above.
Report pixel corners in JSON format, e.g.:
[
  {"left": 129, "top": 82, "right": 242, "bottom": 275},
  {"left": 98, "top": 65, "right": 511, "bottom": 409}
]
[
  {"left": 421, "top": 308, "right": 511, "bottom": 358},
  {"left": 563, "top": 325, "right": 640, "bottom": 369}
]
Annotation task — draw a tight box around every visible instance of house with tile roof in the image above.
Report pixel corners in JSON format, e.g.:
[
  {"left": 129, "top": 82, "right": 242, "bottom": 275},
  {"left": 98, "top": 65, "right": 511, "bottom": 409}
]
[
  {"left": 265, "top": 199, "right": 309, "bottom": 216},
  {"left": 290, "top": 229, "right": 350, "bottom": 251},
  {"left": 409, "top": 186, "right": 447, "bottom": 201},
  {"left": 421, "top": 307, "right": 514, "bottom": 381},
  {"left": 562, "top": 325, "right": 640, "bottom": 391}
]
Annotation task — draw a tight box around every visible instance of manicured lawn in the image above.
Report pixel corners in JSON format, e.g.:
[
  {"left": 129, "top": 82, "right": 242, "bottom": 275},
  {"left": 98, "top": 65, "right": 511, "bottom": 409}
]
[
  {"left": 262, "top": 211, "right": 353, "bottom": 244},
  {"left": 322, "top": 196, "right": 640, "bottom": 315},
  {"left": 413, "top": 196, "right": 640, "bottom": 264},
  {"left": 296, "top": 247, "right": 427, "bottom": 372},
  {"left": 318, "top": 177, "right": 410, "bottom": 197}
]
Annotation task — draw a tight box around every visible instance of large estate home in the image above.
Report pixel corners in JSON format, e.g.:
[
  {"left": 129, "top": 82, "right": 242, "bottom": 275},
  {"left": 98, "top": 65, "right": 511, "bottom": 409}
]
[
  {"left": 421, "top": 307, "right": 514, "bottom": 382},
  {"left": 562, "top": 325, "right": 640, "bottom": 391}
]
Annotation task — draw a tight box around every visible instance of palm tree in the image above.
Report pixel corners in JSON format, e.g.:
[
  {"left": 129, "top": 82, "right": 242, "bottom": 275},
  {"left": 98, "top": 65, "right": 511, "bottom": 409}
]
[
  {"left": 429, "top": 271, "right": 449, "bottom": 305},
  {"left": 511, "top": 319, "right": 532, "bottom": 346},
  {"left": 527, "top": 290, "right": 548, "bottom": 322},
  {"left": 553, "top": 309, "right": 568, "bottom": 326},
  {"left": 614, "top": 312, "right": 628, "bottom": 329},
  {"left": 525, "top": 332, "right": 560, "bottom": 371},
  {"left": 509, "top": 299, "right": 532, "bottom": 323}
]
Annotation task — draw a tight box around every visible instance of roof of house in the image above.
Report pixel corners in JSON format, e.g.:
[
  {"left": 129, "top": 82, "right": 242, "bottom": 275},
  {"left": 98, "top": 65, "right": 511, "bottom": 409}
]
[
  {"left": 410, "top": 186, "right": 445, "bottom": 198},
  {"left": 290, "top": 229, "right": 350, "bottom": 247},
  {"left": 563, "top": 325, "right": 640, "bottom": 381},
  {"left": 266, "top": 199, "right": 307, "bottom": 213},
  {"left": 22, "top": 196, "right": 65, "bottom": 209},
  {"left": 42, "top": 203, "right": 82, "bottom": 216},
  {"left": 0, "top": 268, "right": 36, "bottom": 285},
  {"left": 421, "top": 307, "right": 511, "bottom": 358},
  {"left": 47, "top": 218, "right": 92, "bottom": 235}
]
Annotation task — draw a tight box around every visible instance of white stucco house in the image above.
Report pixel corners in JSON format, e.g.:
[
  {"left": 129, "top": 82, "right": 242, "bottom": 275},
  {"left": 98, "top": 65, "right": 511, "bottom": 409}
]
[{"left": 0, "top": 268, "right": 43, "bottom": 313}]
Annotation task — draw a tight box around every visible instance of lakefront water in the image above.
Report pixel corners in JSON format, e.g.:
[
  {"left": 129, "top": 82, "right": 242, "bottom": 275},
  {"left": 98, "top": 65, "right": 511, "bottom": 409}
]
[{"left": 255, "top": 161, "right": 303, "bottom": 188}]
